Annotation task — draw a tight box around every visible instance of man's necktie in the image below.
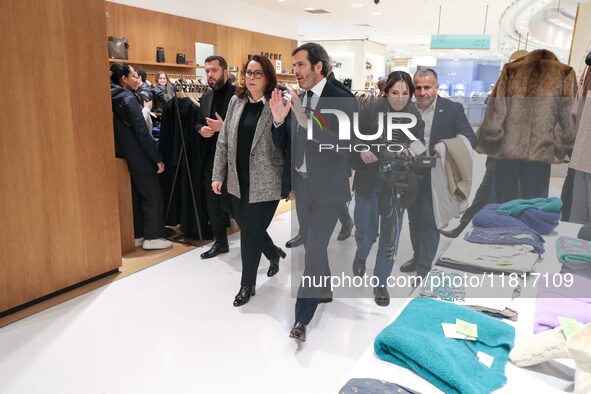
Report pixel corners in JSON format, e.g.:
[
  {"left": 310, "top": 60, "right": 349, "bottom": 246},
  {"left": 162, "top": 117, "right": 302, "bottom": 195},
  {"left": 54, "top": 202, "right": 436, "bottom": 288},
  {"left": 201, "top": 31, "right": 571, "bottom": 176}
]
[{"left": 295, "top": 90, "right": 315, "bottom": 169}]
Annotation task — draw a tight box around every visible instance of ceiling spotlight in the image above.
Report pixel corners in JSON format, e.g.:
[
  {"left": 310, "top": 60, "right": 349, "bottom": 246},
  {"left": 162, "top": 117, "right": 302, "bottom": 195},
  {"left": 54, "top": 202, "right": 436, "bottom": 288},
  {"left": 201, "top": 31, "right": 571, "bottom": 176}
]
[{"left": 374, "top": 0, "right": 380, "bottom": 4}]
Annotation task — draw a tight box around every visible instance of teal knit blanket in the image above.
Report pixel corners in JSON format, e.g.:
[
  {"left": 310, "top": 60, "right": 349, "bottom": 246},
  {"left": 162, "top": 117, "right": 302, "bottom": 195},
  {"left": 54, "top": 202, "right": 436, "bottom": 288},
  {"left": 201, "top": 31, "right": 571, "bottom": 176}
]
[
  {"left": 374, "top": 298, "right": 515, "bottom": 394},
  {"left": 497, "top": 197, "right": 562, "bottom": 216},
  {"left": 556, "top": 236, "right": 591, "bottom": 267}
]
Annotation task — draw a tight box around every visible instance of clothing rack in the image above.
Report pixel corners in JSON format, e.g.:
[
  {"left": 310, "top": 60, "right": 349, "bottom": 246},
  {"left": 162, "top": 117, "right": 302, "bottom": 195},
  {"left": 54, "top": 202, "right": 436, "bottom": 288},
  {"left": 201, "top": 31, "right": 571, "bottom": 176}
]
[{"left": 163, "top": 79, "right": 204, "bottom": 241}]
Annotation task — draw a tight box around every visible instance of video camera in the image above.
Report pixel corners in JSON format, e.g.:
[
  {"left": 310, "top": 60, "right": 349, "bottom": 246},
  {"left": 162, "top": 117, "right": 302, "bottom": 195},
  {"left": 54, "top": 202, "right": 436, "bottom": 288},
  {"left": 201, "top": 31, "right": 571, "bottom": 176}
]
[
  {"left": 378, "top": 143, "right": 436, "bottom": 210},
  {"left": 136, "top": 84, "right": 167, "bottom": 109}
]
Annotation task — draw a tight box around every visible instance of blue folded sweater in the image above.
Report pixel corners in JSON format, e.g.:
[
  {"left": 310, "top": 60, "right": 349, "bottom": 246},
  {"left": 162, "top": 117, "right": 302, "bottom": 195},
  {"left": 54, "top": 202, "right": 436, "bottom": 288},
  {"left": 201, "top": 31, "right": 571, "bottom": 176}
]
[
  {"left": 374, "top": 298, "right": 515, "bottom": 394},
  {"left": 473, "top": 204, "right": 560, "bottom": 235}
]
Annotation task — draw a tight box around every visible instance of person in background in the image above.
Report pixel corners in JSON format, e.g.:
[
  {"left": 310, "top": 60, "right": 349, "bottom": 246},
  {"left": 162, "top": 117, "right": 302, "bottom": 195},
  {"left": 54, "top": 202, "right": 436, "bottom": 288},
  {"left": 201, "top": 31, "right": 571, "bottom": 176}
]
[
  {"left": 400, "top": 68, "right": 476, "bottom": 279},
  {"left": 154, "top": 71, "right": 174, "bottom": 113},
  {"left": 351, "top": 71, "right": 425, "bottom": 306},
  {"left": 110, "top": 62, "right": 171, "bottom": 250},
  {"left": 195, "top": 56, "right": 235, "bottom": 259},
  {"left": 130, "top": 68, "right": 153, "bottom": 133},
  {"left": 212, "top": 55, "right": 286, "bottom": 307}
]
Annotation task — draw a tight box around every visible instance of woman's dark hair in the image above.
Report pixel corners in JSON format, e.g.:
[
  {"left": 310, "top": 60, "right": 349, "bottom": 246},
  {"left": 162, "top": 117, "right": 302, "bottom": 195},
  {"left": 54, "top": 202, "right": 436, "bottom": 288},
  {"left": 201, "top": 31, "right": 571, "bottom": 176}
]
[
  {"left": 383, "top": 71, "right": 415, "bottom": 98},
  {"left": 135, "top": 66, "right": 147, "bottom": 83},
  {"left": 236, "top": 55, "right": 277, "bottom": 100},
  {"left": 110, "top": 62, "right": 132, "bottom": 85},
  {"left": 292, "top": 42, "right": 330, "bottom": 76}
]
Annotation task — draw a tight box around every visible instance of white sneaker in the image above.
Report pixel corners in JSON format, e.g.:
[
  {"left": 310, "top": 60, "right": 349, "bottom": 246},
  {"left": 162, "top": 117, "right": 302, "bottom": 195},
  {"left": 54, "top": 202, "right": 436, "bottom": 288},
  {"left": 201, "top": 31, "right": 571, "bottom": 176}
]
[
  {"left": 142, "top": 238, "right": 173, "bottom": 250},
  {"left": 134, "top": 237, "right": 145, "bottom": 247}
]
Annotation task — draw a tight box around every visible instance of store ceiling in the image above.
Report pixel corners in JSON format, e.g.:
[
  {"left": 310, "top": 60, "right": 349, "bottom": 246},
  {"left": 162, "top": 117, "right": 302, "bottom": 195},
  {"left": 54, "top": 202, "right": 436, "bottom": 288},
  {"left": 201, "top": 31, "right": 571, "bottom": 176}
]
[
  {"left": 110, "top": 0, "right": 575, "bottom": 60},
  {"left": 244, "top": 0, "right": 514, "bottom": 58}
]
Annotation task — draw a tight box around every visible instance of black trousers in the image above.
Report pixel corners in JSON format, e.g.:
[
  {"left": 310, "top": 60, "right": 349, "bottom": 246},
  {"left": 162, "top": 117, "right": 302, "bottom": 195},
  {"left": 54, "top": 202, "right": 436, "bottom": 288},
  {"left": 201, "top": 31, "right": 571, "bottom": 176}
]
[
  {"left": 204, "top": 155, "right": 230, "bottom": 242},
  {"left": 458, "top": 158, "right": 496, "bottom": 226},
  {"left": 407, "top": 175, "right": 440, "bottom": 277},
  {"left": 494, "top": 159, "right": 551, "bottom": 203},
  {"left": 296, "top": 202, "right": 350, "bottom": 241},
  {"left": 231, "top": 194, "right": 279, "bottom": 287},
  {"left": 130, "top": 170, "right": 164, "bottom": 240},
  {"left": 294, "top": 174, "right": 342, "bottom": 325}
]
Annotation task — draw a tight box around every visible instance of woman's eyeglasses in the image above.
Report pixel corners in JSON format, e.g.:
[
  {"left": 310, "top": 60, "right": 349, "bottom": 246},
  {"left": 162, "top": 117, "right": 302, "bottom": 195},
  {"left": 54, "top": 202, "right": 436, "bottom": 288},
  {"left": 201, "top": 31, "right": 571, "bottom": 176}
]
[{"left": 245, "top": 70, "right": 264, "bottom": 79}]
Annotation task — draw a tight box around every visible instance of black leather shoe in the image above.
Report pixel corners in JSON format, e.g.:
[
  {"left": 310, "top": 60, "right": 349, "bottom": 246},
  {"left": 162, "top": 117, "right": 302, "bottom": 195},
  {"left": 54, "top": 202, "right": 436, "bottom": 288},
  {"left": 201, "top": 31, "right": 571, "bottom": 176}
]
[
  {"left": 233, "top": 286, "right": 255, "bottom": 307},
  {"left": 337, "top": 220, "right": 354, "bottom": 241},
  {"left": 201, "top": 241, "right": 229, "bottom": 259},
  {"left": 352, "top": 256, "right": 366, "bottom": 277},
  {"left": 319, "top": 291, "right": 333, "bottom": 303},
  {"left": 286, "top": 234, "right": 304, "bottom": 248},
  {"left": 399, "top": 257, "right": 417, "bottom": 273},
  {"left": 289, "top": 322, "right": 307, "bottom": 342},
  {"left": 267, "top": 247, "right": 287, "bottom": 277},
  {"left": 374, "top": 286, "right": 390, "bottom": 307}
]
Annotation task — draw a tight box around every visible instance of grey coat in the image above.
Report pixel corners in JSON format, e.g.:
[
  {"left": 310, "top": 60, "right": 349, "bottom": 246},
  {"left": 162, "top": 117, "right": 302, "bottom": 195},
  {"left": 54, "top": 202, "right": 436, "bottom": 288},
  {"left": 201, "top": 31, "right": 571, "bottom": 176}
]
[{"left": 212, "top": 95, "right": 284, "bottom": 203}]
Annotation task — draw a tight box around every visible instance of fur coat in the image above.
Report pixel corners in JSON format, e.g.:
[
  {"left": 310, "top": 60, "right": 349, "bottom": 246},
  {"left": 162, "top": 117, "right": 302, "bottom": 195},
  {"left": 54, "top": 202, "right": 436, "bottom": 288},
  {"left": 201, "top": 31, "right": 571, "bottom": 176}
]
[{"left": 477, "top": 49, "right": 577, "bottom": 164}]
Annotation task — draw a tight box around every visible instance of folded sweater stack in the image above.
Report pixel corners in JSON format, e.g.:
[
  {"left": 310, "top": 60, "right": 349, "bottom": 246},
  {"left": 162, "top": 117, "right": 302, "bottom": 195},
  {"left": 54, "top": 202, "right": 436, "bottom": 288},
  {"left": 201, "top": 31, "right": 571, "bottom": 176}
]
[{"left": 374, "top": 298, "right": 515, "bottom": 394}]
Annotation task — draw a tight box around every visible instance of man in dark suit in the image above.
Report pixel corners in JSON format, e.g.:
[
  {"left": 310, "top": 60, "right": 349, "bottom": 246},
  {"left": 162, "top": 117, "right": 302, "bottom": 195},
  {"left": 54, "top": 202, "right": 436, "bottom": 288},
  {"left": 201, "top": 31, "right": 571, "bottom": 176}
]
[
  {"left": 284, "top": 61, "right": 354, "bottom": 248},
  {"left": 399, "top": 68, "right": 476, "bottom": 278},
  {"left": 196, "top": 56, "right": 235, "bottom": 259},
  {"left": 270, "top": 43, "right": 355, "bottom": 342}
]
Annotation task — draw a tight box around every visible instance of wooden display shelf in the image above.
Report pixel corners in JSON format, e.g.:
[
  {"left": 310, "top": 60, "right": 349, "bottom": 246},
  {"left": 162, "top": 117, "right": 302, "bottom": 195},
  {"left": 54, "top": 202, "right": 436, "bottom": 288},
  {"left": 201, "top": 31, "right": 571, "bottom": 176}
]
[
  {"left": 108, "top": 58, "right": 202, "bottom": 68},
  {"left": 277, "top": 73, "right": 296, "bottom": 77}
]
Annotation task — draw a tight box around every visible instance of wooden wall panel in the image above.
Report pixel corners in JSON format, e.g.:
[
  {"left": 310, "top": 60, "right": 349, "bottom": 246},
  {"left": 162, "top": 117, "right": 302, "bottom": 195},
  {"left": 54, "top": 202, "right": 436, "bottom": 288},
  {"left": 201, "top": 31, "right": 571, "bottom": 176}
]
[
  {"left": 105, "top": 2, "right": 297, "bottom": 79},
  {"left": 117, "top": 159, "right": 135, "bottom": 255},
  {"left": 0, "top": 0, "right": 121, "bottom": 312}
]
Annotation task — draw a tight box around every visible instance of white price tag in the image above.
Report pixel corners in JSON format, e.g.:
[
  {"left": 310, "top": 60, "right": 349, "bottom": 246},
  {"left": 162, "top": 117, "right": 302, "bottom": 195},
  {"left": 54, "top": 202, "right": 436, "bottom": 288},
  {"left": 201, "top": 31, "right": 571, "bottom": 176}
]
[
  {"left": 477, "top": 351, "right": 494, "bottom": 368},
  {"left": 441, "top": 323, "right": 476, "bottom": 340}
]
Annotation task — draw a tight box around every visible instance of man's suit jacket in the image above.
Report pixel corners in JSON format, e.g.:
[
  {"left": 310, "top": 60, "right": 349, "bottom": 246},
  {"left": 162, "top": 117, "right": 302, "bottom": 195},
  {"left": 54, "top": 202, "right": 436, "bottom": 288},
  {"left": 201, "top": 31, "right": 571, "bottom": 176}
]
[
  {"left": 213, "top": 96, "right": 284, "bottom": 203},
  {"left": 429, "top": 96, "right": 476, "bottom": 154},
  {"left": 195, "top": 83, "right": 236, "bottom": 156},
  {"left": 272, "top": 81, "right": 355, "bottom": 206}
]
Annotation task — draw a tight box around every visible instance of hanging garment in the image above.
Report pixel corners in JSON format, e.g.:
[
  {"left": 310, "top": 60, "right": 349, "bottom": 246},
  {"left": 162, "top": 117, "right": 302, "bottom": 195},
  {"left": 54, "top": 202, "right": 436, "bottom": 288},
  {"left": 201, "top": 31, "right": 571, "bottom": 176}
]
[
  {"left": 431, "top": 135, "right": 473, "bottom": 229},
  {"left": 159, "top": 97, "right": 212, "bottom": 239},
  {"left": 374, "top": 298, "right": 515, "bottom": 394},
  {"left": 477, "top": 49, "right": 577, "bottom": 164}
]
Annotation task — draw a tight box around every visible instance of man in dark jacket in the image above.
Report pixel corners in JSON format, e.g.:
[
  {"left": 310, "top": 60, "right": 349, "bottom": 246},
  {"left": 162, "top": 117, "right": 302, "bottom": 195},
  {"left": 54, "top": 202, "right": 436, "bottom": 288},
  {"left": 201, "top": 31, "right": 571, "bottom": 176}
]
[
  {"left": 285, "top": 62, "right": 354, "bottom": 248},
  {"left": 271, "top": 43, "right": 356, "bottom": 342},
  {"left": 195, "top": 56, "right": 235, "bottom": 259},
  {"left": 400, "top": 68, "right": 476, "bottom": 278}
]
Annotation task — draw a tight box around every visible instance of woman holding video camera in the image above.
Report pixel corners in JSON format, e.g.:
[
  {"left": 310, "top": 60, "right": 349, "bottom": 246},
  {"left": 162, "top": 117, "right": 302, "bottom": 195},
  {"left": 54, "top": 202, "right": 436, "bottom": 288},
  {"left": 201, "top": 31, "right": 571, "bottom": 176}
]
[{"left": 350, "top": 71, "right": 425, "bottom": 306}]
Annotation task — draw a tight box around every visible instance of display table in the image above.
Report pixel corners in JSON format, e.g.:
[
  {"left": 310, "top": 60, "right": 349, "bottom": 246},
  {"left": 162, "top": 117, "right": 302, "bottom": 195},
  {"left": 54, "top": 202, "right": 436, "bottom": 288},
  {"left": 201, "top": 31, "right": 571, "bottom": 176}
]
[{"left": 336, "top": 222, "right": 584, "bottom": 393}]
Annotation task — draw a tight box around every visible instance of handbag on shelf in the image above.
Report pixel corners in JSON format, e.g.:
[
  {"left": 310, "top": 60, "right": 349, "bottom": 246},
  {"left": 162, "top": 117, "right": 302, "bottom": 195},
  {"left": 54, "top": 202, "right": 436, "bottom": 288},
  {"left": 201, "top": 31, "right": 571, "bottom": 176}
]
[
  {"left": 156, "top": 47, "right": 165, "bottom": 63},
  {"left": 176, "top": 53, "right": 186, "bottom": 64},
  {"left": 108, "top": 36, "right": 129, "bottom": 60}
]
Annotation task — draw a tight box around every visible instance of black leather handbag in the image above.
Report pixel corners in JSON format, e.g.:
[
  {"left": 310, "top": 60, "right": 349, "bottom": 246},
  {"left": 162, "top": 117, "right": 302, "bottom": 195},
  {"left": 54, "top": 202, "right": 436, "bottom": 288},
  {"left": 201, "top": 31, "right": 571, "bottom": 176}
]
[
  {"left": 176, "top": 53, "right": 186, "bottom": 64},
  {"left": 156, "top": 47, "right": 165, "bottom": 63},
  {"left": 108, "top": 36, "right": 129, "bottom": 60}
]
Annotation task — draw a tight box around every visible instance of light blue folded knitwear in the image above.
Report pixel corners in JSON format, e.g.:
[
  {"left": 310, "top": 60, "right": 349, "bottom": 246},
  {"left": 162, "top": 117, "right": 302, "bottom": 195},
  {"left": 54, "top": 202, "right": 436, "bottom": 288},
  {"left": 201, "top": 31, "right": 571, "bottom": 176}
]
[{"left": 374, "top": 298, "right": 515, "bottom": 394}]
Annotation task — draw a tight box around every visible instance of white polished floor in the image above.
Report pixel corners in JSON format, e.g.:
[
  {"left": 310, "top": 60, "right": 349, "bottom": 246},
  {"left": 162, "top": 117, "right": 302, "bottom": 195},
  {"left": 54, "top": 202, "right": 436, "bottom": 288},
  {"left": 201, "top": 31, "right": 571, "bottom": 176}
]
[
  {"left": 0, "top": 154, "right": 565, "bottom": 394},
  {"left": 0, "top": 210, "right": 422, "bottom": 394}
]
